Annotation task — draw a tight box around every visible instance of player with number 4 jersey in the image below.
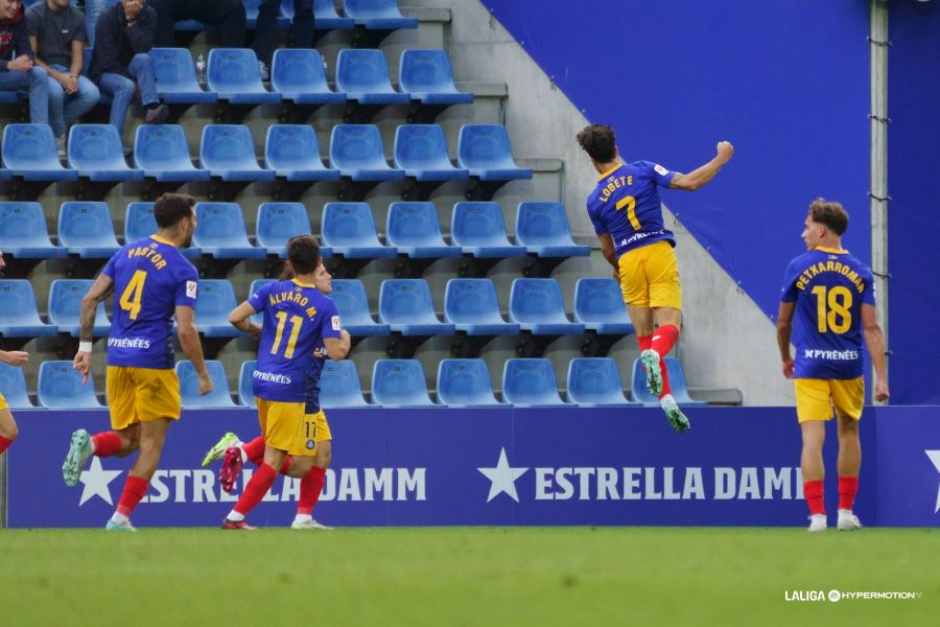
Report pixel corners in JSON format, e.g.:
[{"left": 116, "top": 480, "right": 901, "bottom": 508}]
[{"left": 64, "top": 194, "right": 212, "bottom": 531}]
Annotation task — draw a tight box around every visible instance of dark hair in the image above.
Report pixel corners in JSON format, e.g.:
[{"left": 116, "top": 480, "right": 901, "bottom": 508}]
[
  {"left": 808, "top": 198, "right": 849, "bottom": 236},
  {"left": 576, "top": 124, "right": 617, "bottom": 163},
  {"left": 153, "top": 193, "right": 196, "bottom": 229},
  {"left": 286, "top": 235, "right": 320, "bottom": 275}
]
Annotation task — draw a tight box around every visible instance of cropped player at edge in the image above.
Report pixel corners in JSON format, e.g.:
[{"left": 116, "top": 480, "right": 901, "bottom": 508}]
[
  {"left": 63, "top": 193, "right": 213, "bottom": 531},
  {"left": 776, "top": 199, "right": 888, "bottom": 532},
  {"left": 577, "top": 124, "right": 734, "bottom": 431},
  {"left": 0, "top": 249, "right": 30, "bottom": 458},
  {"left": 221, "top": 235, "right": 351, "bottom": 530}
]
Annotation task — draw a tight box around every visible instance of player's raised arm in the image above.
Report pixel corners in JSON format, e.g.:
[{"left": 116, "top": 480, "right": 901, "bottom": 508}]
[
  {"left": 775, "top": 301, "right": 796, "bottom": 379},
  {"left": 669, "top": 141, "right": 735, "bottom": 191},
  {"left": 228, "top": 301, "right": 261, "bottom": 336},
  {"left": 73, "top": 273, "right": 114, "bottom": 382},
  {"left": 175, "top": 305, "right": 212, "bottom": 396},
  {"left": 861, "top": 304, "right": 889, "bottom": 402}
]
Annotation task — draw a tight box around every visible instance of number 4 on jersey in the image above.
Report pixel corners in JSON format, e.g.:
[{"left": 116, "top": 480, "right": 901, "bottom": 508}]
[{"left": 119, "top": 270, "right": 147, "bottom": 320}]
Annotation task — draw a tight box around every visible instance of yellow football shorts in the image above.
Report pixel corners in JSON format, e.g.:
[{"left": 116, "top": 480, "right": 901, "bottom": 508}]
[
  {"left": 106, "top": 366, "right": 182, "bottom": 430},
  {"left": 618, "top": 240, "right": 682, "bottom": 310},
  {"left": 0, "top": 392, "right": 7, "bottom": 411},
  {"left": 256, "top": 398, "right": 332, "bottom": 457},
  {"left": 794, "top": 377, "right": 864, "bottom": 423}
]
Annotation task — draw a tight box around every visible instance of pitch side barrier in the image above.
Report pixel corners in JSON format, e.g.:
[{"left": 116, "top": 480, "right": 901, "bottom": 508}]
[{"left": 3, "top": 406, "right": 938, "bottom": 527}]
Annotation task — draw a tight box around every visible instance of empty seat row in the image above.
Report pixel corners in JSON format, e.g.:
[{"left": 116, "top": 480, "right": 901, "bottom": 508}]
[
  {"left": 0, "top": 356, "right": 699, "bottom": 410},
  {"left": 0, "top": 275, "right": 632, "bottom": 340},
  {"left": 231, "top": 0, "right": 417, "bottom": 32},
  {"left": 0, "top": 199, "right": 587, "bottom": 262}
]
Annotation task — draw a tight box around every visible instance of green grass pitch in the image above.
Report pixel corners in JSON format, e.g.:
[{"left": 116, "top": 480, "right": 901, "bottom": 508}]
[{"left": 1, "top": 527, "right": 937, "bottom": 627}]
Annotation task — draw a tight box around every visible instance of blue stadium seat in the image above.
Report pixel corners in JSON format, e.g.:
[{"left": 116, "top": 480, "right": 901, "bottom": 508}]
[
  {"left": 436, "top": 358, "right": 503, "bottom": 407},
  {"left": 150, "top": 48, "right": 218, "bottom": 104},
  {"left": 37, "top": 361, "right": 101, "bottom": 409},
  {"left": 264, "top": 124, "right": 341, "bottom": 183},
  {"left": 399, "top": 49, "right": 473, "bottom": 106},
  {"left": 177, "top": 360, "right": 236, "bottom": 408},
  {"left": 344, "top": 0, "right": 418, "bottom": 30},
  {"left": 330, "top": 124, "right": 405, "bottom": 182},
  {"left": 321, "top": 202, "right": 397, "bottom": 258},
  {"left": 516, "top": 202, "right": 590, "bottom": 257},
  {"left": 508, "top": 278, "right": 585, "bottom": 336},
  {"left": 566, "top": 358, "right": 634, "bottom": 406},
  {"left": 1, "top": 124, "right": 78, "bottom": 182},
  {"left": 193, "top": 202, "right": 266, "bottom": 259},
  {"left": 379, "top": 279, "right": 455, "bottom": 336},
  {"left": 312, "top": 0, "right": 355, "bottom": 30},
  {"left": 200, "top": 125, "right": 276, "bottom": 183},
  {"left": 0, "top": 280, "right": 58, "bottom": 337},
  {"left": 124, "top": 202, "right": 202, "bottom": 260},
  {"left": 248, "top": 279, "right": 275, "bottom": 327},
  {"left": 0, "top": 202, "right": 66, "bottom": 259},
  {"left": 57, "top": 202, "right": 121, "bottom": 258},
  {"left": 207, "top": 48, "right": 281, "bottom": 105},
  {"left": 450, "top": 202, "right": 526, "bottom": 258},
  {"left": 134, "top": 124, "right": 210, "bottom": 183},
  {"left": 245, "top": 0, "right": 285, "bottom": 28},
  {"left": 386, "top": 202, "right": 461, "bottom": 258},
  {"left": 255, "top": 202, "right": 315, "bottom": 258},
  {"left": 67, "top": 124, "right": 143, "bottom": 182},
  {"left": 330, "top": 279, "right": 390, "bottom": 336},
  {"left": 631, "top": 356, "right": 705, "bottom": 406},
  {"left": 238, "top": 360, "right": 256, "bottom": 407},
  {"left": 320, "top": 360, "right": 370, "bottom": 408},
  {"left": 443, "top": 279, "right": 520, "bottom": 336},
  {"left": 271, "top": 49, "right": 346, "bottom": 106},
  {"left": 0, "top": 362, "right": 32, "bottom": 409},
  {"left": 573, "top": 278, "right": 635, "bottom": 335},
  {"left": 195, "top": 279, "right": 241, "bottom": 338},
  {"left": 371, "top": 359, "right": 433, "bottom": 407},
  {"left": 336, "top": 49, "right": 410, "bottom": 106},
  {"left": 393, "top": 124, "right": 468, "bottom": 182},
  {"left": 501, "top": 358, "right": 567, "bottom": 406},
  {"left": 457, "top": 124, "right": 533, "bottom": 182},
  {"left": 48, "top": 279, "right": 110, "bottom": 338}
]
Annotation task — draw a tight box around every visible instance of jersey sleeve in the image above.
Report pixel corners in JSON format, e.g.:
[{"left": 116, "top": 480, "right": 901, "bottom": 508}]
[
  {"left": 318, "top": 298, "right": 342, "bottom": 340},
  {"left": 248, "top": 283, "right": 270, "bottom": 313},
  {"left": 101, "top": 249, "right": 120, "bottom": 279},
  {"left": 780, "top": 260, "right": 800, "bottom": 303},
  {"left": 639, "top": 160, "right": 676, "bottom": 188},
  {"left": 586, "top": 200, "right": 608, "bottom": 235},
  {"left": 174, "top": 264, "right": 199, "bottom": 309},
  {"left": 861, "top": 268, "right": 877, "bottom": 306}
]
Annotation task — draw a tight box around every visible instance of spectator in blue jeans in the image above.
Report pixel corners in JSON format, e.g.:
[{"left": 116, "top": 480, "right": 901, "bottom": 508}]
[
  {"left": 0, "top": 0, "right": 49, "bottom": 125},
  {"left": 27, "top": 0, "right": 100, "bottom": 152},
  {"left": 90, "top": 0, "right": 167, "bottom": 135}
]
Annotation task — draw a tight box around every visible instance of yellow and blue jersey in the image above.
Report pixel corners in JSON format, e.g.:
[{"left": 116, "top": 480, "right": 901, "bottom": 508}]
[
  {"left": 250, "top": 279, "right": 341, "bottom": 403},
  {"left": 102, "top": 236, "right": 199, "bottom": 369},
  {"left": 780, "top": 247, "right": 875, "bottom": 379},
  {"left": 586, "top": 161, "right": 677, "bottom": 258}
]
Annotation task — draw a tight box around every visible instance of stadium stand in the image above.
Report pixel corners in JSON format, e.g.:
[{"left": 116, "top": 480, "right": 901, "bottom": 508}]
[
  {"left": 371, "top": 359, "right": 434, "bottom": 407},
  {"left": 566, "top": 357, "right": 634, "bottom": 407},
  {"left": 151, "top": 48, "right": 219, "bottom": 105},
  {"left": 344, "top": 0, "right": 418, "bottom": 31},
  {"left": 515, "top": 201, "right": 590, "bottom": 258},
  {"left": 0, "top": 280, "right": 58, "bottom": 338},
  {"left": 378, "top": 279, "right": 455, "bottom": 336},
  {"left": 436, "top": 358, "right": 503, "bottom": 407},
  {"left": 48, "top": 279, "right": 110, "bottom": 338},
  {"left": 450, "top": 202, "right": 526, "bottom": 258},
  {"left": 135, "top": 124, "right": 212, "bottom": 184},
  {"left": 1, "top": 123, "right": 78, "bottom": 183},
  {"left": 177, "top": 360, "right": 237, "bottom": 408},
  {"left": 386, "top": 201, "right": 461, "bottom": 258},
  {"left": 330, "top": 124, "right": 406, "bottom": 182},
  {"left": 193, "top": 202, "right": 267, "bottom": 259},
  {"left": 330, "top": 279, "right": 391, "bottom": 336},
  {"left": 631, "top": 357, "right": 704, "bottom": 406},
  {"left": 508, "top": 278, "right": 586, "bottom": 336},
  {"left": 207, "top": 48, "right": 281, "bottom": 106},
  {"left": 336, "top": 49, "right": 410, "bottom": 106},
  {"left": 271, "top": 49, "right": 347, "bottom": 106},
  {"left": 200, "top": 125, "right": 277, "bottom": 183},
  {"left": 443, "top": 278, "right": 520, "bottom": 336},
  {"left": 320, "top": 359, "right": 371, "bottom": 407},
  {"left": 238, "top": 360, "right": 256, "bottom": 407},
  {"left": 0, "top": 202, "right": 66, "bottom": 260},
  {"left": 321, "top": 202, "right": 397, "bottom": 258},
  {"left": 57, "top": 202, "right": 122, "bottom": 258},
  {"left": 0, "top": 362, "right": 32, "bottom": 409},
  {"left": 265, "top": 124, "right": 341, "bottom": 183},
  {"left": 399, "top": 49, "right": 473, "bottom": 106},
  {"left": 68, "top": 125, "right": 144, "bottom": 184},
  {"left": 194, "top": 280, "right": 242, "bottom": 338},
  {"left": 394, "top": 124, "right": 469, "bottom": 189},
  {"left": 458, "top": 124, "right": 532, "bottom": 198},
  {"left": 501, "top": 358, "right": 568, "bottom": 406},
  {"left": 37, "top": 361, "right": 102, "bottom": 409},
  {"left": 255, "top": 202, "right": 318, "bottom": 258},
  {"left": 573, "top": 278, "right": 635, "bottom": 336}
]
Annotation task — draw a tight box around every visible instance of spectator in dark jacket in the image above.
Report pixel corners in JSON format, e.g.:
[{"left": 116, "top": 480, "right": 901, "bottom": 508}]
[
  {"left": 0, "top": 0, "right": 48, "bottom": 125},
  {"left": 90, "top": 0, "right": 166, "bottom": 134},
  {"left": 149, "top": 0, "right": 246, "bottom": 48},
  {"left": 254, "top": 0, "right": 315, "bottom": 73}
]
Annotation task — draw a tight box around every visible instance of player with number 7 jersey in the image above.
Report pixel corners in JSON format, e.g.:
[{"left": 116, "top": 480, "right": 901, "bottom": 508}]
[{"left": 63, "top": 194, "right": 213, "bottom": 531}]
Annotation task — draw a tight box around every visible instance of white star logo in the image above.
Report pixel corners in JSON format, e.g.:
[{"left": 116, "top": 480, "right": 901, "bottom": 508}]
[
  {"left": 477, "top": 447, "right": 529, "bottom": 503},
  {"left": 926, "top": 450, "right": 940, "bottom": 514},
  {"left": 78, "top": 457, "right": 123, "bottom": 507}
]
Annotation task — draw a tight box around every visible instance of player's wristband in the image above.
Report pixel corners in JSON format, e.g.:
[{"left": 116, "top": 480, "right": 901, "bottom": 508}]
[{"left": 78, "top": 341, "right": 93, "bottom": 353}]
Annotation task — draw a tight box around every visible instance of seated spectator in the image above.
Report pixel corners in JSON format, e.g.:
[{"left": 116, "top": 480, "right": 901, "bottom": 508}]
[
  {"left": 27, "top": 0, "right": 101, "bottom": 152},
  {"left": 90, "top": 0, "right": 167, "bottom": 135},
  {"left": 254, "top": 0, "right": 315, "bottom": 75},
  {"left": 150, "top": 0, "right": 246, "bottom": 49},
  {"left": 0, "top": 0, "right": 48, "bottom": 125}
]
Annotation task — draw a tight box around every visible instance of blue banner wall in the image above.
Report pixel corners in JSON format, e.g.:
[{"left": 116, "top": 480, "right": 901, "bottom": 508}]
[
  {"left": 887, "top": 2, "right": 940, "bottom": 404},
  {"left": 8, "top": 405, "right": 940, "bottom": 528},
  {"left": 480, "top": 0, "right": 871, "bottom": 320}
]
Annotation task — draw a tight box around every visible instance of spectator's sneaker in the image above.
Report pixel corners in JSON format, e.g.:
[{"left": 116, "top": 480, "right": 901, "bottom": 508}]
[
  {"left": 202, "top": 432, "right": 241, "bottom": 467},
  {"left": 105, "top": 519, "right": 137, "bottom": 532},
  {"left": 290, "top": 516, "right": 333, "bottom": 530},
  {"left": 639, "top": 349, "right": 663, "bottom": 397},
  {"left": 219, "top": 447, "right": 244, "bottom": 494},
  {"left": 660, "top": 394, "right": 691, "bottom": 432},
  {"left": 144, "top": 103, "right": 170, "bottom": 124},
  {"left": 222, "top": 519, "right": 257, "bottom": 530},
  {"left": 62, "top": 429, "right": 93, "bottom": 487},
  {"left": 258, "top": 61, "right": 270, "bottom": 82},
  {"left": 836, "top": 509, "right": 862, "bottom": 531},
  {"left": 807, "top": 514, "right": 828, "bottom": 533}
]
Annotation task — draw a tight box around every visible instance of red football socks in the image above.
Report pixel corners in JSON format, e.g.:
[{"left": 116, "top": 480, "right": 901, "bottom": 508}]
[
  {"left": 637, "top": 334, "right": 672, "bottom": 399},
  {"left": 637, "top": 335, "right": 652, "bottom": 351},
  {"left": 804, "top": 479, "right": 825, "bottom": 515},
  {"left": 0, "top": 435, "right": 13, "bottom": 455},
  {"left": 280, "top": 456, "right": 293, "bottom": 475},
  {"left": 91, "top": 432, "right": 123, "bottom": 458},
  {"left": 659, "top": 356, "right": 672, "bottom": 399},
  {"left": 242, "top": 436, "right": 265, "bottom": 466},
  {"left": 116, "top": 475, "right": 150, "bottom": 517},
  {"left": 298, "top": 467, "right": 326, "bottom": 515},
  {"left": 838, "top": 476, "right": 859, "bottom": 510},
  {"left": 651, "top": 324, "right": 679, "bottom": 357},
  {"left": 234, "top": 463, "right": 278, "bottom": 516}
]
